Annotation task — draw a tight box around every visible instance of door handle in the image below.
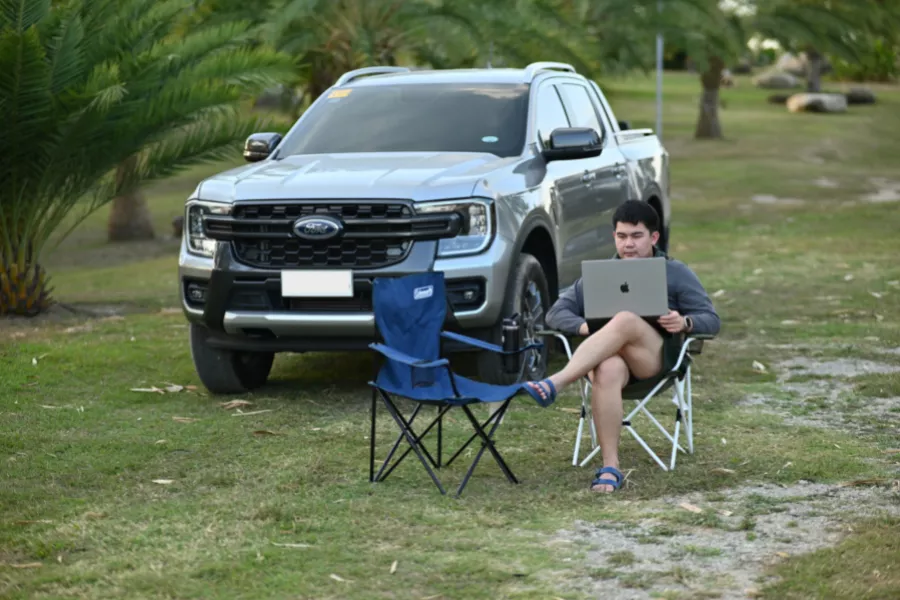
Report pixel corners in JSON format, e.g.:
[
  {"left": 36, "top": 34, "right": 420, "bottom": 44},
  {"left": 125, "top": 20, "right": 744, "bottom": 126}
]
[
  {"left": 614, "top": 164, "right": 627, "bottom": 179},
  {"left": 581, "top": 172, "right": 596, "bottom": 183}
]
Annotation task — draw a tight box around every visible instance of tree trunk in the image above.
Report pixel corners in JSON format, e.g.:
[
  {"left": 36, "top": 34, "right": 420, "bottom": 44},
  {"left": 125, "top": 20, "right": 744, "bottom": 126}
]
[
  {"left": 806, "top": 48, "right": 823, "bottom": 93},
  {"left": 107, "top": 156, "right": 155, "bottom": 242},
  {"left": 0, "top": 248, "right": 52, "bottom": 317},
  {"left": 694, "top": 56, "right": 725, "bottom": 140}
]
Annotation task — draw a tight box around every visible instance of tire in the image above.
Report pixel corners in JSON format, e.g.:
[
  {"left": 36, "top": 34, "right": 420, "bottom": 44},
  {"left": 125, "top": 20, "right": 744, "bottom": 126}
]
[
  {"left": 476, "top": 253, "right": 551, "bottom": 385},
  {"left": 189, "top": 324, "right": 275, "bottom": 394}
]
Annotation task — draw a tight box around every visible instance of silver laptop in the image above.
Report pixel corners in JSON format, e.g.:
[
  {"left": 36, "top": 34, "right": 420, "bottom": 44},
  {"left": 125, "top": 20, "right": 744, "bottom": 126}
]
[{"left": 582, "top": 257, "right": 669, "bottom": 319}]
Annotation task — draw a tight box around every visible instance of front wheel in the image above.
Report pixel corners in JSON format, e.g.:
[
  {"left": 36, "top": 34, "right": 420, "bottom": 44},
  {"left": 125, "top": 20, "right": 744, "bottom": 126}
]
[
  {"left": 476, "top": 253, "right": 551, "bottom": 385},
  {"left": 189, "top": 324, "right": 275, "bottom": 394}
]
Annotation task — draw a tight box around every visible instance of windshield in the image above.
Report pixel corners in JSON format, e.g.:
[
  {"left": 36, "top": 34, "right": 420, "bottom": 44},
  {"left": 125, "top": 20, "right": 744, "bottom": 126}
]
[{"left": 277, "top": 83, "right": 530, "bottom": 158}]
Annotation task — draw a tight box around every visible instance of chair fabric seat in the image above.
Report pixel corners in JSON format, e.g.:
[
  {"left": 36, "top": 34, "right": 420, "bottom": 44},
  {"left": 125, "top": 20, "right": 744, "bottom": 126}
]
[{"left": 374, "top": 371, "right": 523, "bottom": 405}]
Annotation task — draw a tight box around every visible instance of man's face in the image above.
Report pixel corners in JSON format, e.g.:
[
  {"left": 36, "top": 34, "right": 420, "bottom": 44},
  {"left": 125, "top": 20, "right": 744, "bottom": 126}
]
[{"left": 615, "top": 221, "right": 659, "bottom": 259}]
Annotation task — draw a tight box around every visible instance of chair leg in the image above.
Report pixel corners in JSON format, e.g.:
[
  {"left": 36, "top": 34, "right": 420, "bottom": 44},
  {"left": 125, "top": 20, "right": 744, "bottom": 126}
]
[
  {"left": 377, "top": 404, "right": 450, "bottom": 482},
  {"left": 444, "top": 405, "right": 505, "bottom": 468},
  {"left": 670, "top": 378, "right": 688, "bottom": 471},
  {"left": 456, "top": 401, "right": 518, "bottom": 497},
  {"left": 686, "top": 366, "right": 694, "bottom": 454},
  {"left": 437, "top": 405, "right": 443, "bottom": 468},
  {"left": 370, "top": 387, "right": 377, "bottom": 482},
  {"left": 376, "top": 390, "right": 447, "bottom": 495}
]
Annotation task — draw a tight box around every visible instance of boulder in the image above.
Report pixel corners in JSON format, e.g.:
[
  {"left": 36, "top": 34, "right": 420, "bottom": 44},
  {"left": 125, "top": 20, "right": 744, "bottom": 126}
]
[
  {"left": 732, "top": 61, "right": 753, "bottom": 75},
  {"left": 845, "top": 87, "right": 876, "bottom": 105},
  {"left": 776, "top": 52, "right": 807, "bottom": 77},
  {"left": 754, "top": 71, "right": 800, "bottom": 89},
  {"left": 786, "top": 93, "right": 848, "bottom": 114}
]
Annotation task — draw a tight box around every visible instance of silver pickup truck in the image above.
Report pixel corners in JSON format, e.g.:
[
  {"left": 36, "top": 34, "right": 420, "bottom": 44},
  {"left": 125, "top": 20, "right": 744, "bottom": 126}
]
[{"left": 179, "top": 62, "right": 671, "bottom": 393}]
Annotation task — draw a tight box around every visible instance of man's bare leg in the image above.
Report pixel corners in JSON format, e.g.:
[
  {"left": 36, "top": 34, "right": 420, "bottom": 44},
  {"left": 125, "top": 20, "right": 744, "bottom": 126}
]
[
  {"left": 590, "top": 356, "right": 630, "bottom": 492},
  {"left": 526, "top": 312, "right": 664, "bottom": 400}
]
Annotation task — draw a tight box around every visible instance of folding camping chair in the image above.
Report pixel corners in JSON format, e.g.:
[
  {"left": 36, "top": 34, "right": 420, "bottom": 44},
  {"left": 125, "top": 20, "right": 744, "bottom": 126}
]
[
  {"left": 536, "top": 328, "right": 713, "bottom": 471},
  {"left": 368, "top": 272, "right": 551, "bottom": 497}
]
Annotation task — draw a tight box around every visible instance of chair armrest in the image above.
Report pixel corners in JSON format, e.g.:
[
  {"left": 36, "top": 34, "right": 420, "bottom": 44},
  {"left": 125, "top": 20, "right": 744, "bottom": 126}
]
[
  {"left": 369, "top": 343, "right": 449, "bottom": 369},
  {"left": 534, "top": 328, "right": 578, "bottom": 360},
  {"left": 440, "top": 330, "right": 542, "bottom": 354}
]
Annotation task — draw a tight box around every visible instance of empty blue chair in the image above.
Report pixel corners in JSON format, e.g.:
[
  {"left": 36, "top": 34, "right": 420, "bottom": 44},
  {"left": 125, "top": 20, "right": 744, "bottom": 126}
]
[{"left": 368, "top": 272, "right": 551, "bottom": 497}]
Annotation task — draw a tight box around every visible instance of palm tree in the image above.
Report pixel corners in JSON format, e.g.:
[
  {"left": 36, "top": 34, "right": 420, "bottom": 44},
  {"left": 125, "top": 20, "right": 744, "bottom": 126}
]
[
  {"left": 263, "top": 0, "right": 599, "bottom": 112},
  {"left": 0, "top": 0, "right": 294, "bottom": 316}
]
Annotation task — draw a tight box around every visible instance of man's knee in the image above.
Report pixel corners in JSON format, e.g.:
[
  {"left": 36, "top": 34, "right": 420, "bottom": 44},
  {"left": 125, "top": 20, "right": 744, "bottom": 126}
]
[
  {"left": 608, "top": 310, "right": 643, "bottom": 332},
  {"left": 593, "top": 356, "right": 630, "bottom": 389}
]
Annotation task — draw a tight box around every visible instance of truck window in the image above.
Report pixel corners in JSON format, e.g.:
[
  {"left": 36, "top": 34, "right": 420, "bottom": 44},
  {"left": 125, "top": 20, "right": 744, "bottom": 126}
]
[
  {"left": 558, "top": 83, "right": 605, "bottom": 137},
  {"left": 534, "top": 84, "right": 571, "bottom": 148},
  {"left": 276, "top": 83, "right": 529, "bottom": 158}
]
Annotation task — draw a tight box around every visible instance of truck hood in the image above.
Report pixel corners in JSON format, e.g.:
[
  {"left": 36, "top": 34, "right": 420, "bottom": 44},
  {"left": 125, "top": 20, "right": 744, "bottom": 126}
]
[{"left": 196, "top": 152, "right": 517, "bottom": 203}]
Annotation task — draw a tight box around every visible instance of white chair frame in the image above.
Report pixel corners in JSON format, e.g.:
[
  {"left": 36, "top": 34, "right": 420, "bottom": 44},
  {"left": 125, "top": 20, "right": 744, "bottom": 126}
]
[{"left": 536, "top": 330, "right": 709, "bottom": 471}]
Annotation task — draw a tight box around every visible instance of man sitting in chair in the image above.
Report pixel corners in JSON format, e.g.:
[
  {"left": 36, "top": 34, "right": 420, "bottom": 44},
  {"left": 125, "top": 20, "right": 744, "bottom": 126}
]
[{"left": 522, "top": 200, "right": 720, "bottom": 493}]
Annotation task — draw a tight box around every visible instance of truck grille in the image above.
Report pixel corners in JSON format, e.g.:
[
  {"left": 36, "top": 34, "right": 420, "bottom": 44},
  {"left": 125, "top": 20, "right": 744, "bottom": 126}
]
[{"left": 203, "top": 201, "right": 461, "bottom": 269}]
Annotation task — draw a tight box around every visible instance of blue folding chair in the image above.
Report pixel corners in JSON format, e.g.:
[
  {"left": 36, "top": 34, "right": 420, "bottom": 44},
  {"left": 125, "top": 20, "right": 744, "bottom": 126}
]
[{"left": 368, "top": 272, "right": 551, "bottom": 497}]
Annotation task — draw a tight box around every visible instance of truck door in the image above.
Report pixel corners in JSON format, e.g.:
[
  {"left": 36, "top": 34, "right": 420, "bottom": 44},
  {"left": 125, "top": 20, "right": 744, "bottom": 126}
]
[
  {"left": 534, "top": 82, "right": 599, "bottom": 287},
  {"left": 556, "top": 82, "right": 627, "bottom": 260}
]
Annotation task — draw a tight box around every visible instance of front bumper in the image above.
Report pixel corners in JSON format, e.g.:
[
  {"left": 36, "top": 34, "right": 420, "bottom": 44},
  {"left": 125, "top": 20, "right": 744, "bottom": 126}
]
[{"left": 178, "top": 235, "right": 513, "bottom": 350}]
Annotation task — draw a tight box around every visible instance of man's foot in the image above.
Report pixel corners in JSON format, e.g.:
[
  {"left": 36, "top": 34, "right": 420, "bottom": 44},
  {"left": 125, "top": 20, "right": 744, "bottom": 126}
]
[
  {"left": 520, "top": 378, "right": 557, "bottom": 406},
  {"left": 590, "top": 466, "right": 623, "bottom": 493}
]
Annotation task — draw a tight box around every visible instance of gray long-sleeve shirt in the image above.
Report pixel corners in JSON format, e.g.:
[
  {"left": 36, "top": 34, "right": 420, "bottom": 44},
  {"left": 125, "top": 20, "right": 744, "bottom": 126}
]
[{"left": 546, "top": 251, "right": 721, "bottom": 337}]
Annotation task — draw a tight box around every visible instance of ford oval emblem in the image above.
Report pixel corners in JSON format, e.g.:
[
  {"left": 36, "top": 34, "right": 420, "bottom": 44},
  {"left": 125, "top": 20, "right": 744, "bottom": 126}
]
[{"left": 292, "top": 215, "right": 343, "bottom": 241}]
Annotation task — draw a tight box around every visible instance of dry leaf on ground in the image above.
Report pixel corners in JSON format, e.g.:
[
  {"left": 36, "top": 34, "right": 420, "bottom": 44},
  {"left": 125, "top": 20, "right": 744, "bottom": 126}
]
[
  {"left": 329, "top": 574, "right": 350, "bottom": 582},
  {"left": 883, "top": 449, "right": 900, "bottom": 455},
  {"left": 839, "top": 478, "right": 887, "bottom": 487},
  {"left": 391, "top": 560, "right": 398, "bottom": 574},
  {"left": 710, "top": 468, "right": 736, "bottom": 475},
  {"left": 679, "top": 502, "right": 703, "bottom": 514},
  {"left": 752, "top": 361, "right": 767, "bottom": 373},
  {"left": 220, "top": 400, "right": 252, "bottom": 410},
  {"left": 172, "top": 416, "right": 198, "bottom": 423},
  {"left": 152, "top": 479, "right": 174, "bottom": 485},
  {"left": 164, "top": 384, "right": 184, "bottom": 393},
  {"left": 9, "top": 562, "right": 43, "bottom": 569},
  {"left": 14, "top": 520, "right": 53, "bottom": 525},
  {"left": 131, "top": 387, "right": 165, "bottom": 394},
  {"left": 232, "top": 409, "right": 273, "bottom": 417},
  {"left": 271, "top": 542, "right": 311, "bottom": 549}
]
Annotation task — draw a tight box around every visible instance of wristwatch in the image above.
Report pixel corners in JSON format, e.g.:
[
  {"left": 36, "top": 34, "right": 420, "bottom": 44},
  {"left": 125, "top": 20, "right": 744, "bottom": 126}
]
[{"left": 683, "top": 316, "right": 693, "bottom": 333}]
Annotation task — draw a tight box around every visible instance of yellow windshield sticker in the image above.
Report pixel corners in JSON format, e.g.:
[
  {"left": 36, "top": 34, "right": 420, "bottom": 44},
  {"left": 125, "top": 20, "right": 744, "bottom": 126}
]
[{"left": 328, "top": 89, "right": 352, "bottom": 98}]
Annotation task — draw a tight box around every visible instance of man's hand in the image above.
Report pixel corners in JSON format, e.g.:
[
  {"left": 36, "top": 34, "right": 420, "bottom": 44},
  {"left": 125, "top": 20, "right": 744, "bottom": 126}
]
[{"left": 658, "top": 310, "right": 686, "bottom": 334}]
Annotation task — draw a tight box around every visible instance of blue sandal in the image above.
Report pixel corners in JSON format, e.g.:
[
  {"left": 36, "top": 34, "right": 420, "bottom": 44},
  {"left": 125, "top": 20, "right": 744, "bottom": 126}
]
[
  {"left": 590, "top": 466, "right": 624, "bottom": 492},
  {"left": 521, "top": 378, "right": 557, "bottom": 407}
]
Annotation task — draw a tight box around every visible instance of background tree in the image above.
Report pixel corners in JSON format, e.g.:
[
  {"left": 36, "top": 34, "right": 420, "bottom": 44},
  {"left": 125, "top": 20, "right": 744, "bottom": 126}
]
[
  {"left": 0, "top": 0, "right": 293, "bottom": 316},
  {"left": 750, "top": 0, "right": 893, "bottom": 93}
]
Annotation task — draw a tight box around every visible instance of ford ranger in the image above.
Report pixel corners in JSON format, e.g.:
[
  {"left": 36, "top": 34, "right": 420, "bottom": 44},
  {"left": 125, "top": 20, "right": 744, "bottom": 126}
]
[{"left": 178, "top": 62, "right": 671, "bottom": 393}]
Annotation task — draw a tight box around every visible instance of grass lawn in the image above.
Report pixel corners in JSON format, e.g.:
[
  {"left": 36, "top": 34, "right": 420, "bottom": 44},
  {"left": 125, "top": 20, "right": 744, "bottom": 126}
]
[{"left": 2, "top": 71, "right": 900, "bottom": 599}]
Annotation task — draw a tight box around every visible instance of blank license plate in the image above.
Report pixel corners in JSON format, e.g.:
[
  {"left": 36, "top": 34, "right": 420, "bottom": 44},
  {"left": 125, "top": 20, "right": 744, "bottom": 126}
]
[{"left": 281, "top": 270, "right": 353, "bottom": 298}]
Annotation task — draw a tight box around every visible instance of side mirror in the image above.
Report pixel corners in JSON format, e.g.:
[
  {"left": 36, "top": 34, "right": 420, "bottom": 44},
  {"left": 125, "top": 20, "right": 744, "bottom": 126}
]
[
  {"left": 618, "top": 120, "right": 631, "bottom": 131},
  {"left": 243, "top": 132, "right": 282, "bottom": 162},
  {"left": 542, "top": 127, "right": 603, "bottom": 162}
]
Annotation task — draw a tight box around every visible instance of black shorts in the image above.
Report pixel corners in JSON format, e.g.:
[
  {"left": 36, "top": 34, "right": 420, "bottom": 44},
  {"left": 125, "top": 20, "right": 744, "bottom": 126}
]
[{"left": 627, "top": 332, "right": 684, "bottom": 386}]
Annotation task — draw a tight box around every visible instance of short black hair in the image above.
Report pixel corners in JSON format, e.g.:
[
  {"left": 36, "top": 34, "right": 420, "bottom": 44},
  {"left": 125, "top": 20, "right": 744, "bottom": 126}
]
[{"left": 612, "top": 200, "right": 660, "bottom": 233}]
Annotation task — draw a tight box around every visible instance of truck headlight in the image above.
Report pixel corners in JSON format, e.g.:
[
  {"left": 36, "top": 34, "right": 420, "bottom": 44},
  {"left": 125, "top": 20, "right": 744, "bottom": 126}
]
[
  {"left": 185, "top": 200, "right": 230, "bottom": 258},
  {"left": 417, "top": 199, "right": 494, "bottom": 257}
]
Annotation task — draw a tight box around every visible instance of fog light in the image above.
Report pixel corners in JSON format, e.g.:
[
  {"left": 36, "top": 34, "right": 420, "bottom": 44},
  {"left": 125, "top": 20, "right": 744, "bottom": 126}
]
[
  {"left": 462, "top": 290, "right": 476, "bottom": 301},
  {"left": 187, "top": 282, "right": 207, "bottom": 304}
]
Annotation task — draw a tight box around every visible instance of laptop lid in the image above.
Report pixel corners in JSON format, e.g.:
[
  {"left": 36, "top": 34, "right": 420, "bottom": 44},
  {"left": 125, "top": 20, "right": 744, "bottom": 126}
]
[{"left": 581, "top": 257, "right": 669, "bottom": 319}]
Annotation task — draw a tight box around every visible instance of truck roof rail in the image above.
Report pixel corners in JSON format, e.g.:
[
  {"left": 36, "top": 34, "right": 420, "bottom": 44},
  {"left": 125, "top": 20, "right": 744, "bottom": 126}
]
[
  {"left": 523, "top": 61, "right": 576, "bottom": 81},
  {"left": 334, "top": 66, "right": 411, "bottom": 87}
]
